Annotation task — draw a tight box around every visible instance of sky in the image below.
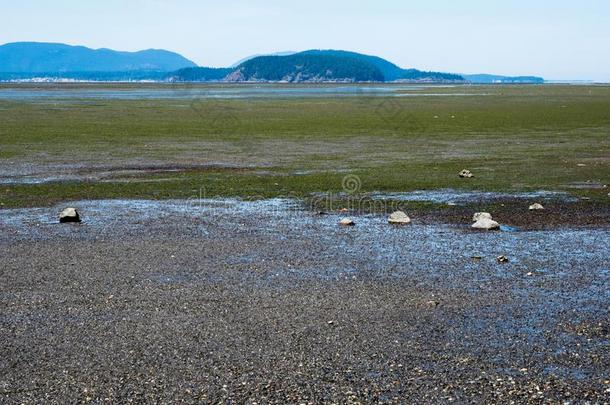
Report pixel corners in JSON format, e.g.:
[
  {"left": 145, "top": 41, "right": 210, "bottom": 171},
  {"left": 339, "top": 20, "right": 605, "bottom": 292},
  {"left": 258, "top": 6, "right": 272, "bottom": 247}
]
[{"left": 1, "top": 0, "right": 609, "bottom": 81}]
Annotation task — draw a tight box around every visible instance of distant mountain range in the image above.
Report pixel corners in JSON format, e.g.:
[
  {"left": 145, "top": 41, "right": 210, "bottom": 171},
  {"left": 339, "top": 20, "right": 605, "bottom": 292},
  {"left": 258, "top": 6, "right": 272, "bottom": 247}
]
[
  {"left": 0, "top": 42, "right": 544, "bottom": 84},
  {"left": 0, "top": 42, "right": 197, "bottom": 73}
]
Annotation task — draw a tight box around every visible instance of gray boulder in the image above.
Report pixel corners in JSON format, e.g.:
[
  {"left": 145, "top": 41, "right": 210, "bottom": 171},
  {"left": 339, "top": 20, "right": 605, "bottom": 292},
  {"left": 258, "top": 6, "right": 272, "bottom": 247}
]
[
  {"left": 459, "top": 169, "right": 474, "bottom": 178},
  {"left": 388, "top": 211, "right": 411, "bottom": 225},
  {"left": 472, "top": 217, "right": 500, "bottom": 230},
  {"left": 59, "top": 207, "right": 81, "bottom": 223},
  {"left": 473, "top": 212, "right": 493, "bottom": 222},
  {"left": 339, "top": 218, "right": 355, "bottom": 226}
]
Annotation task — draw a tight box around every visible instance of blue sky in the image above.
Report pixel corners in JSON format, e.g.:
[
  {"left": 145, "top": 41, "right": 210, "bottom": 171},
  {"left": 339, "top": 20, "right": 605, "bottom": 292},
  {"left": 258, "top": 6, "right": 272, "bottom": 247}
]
[{"left": 1, "top": 0, "right": 609, "bottom": 81}]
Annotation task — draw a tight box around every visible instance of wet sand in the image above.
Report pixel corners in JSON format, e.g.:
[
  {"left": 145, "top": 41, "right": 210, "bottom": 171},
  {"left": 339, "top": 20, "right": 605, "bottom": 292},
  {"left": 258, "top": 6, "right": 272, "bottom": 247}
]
[{"left": 1, "top": 199, "right": 609, "bottom": 403}]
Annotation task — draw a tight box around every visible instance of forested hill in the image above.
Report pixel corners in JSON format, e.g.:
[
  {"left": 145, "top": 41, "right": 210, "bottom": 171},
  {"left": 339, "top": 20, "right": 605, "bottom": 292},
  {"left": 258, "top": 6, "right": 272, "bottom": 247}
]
[
  {"left": 227, "top": 53, "right": 386, "bottom": 82},
  {"left": 174, "top": 50, "right": 464, "bottom": 82},
  {"left": 298, "top": 50, "right": 462, "bottom": 81}
]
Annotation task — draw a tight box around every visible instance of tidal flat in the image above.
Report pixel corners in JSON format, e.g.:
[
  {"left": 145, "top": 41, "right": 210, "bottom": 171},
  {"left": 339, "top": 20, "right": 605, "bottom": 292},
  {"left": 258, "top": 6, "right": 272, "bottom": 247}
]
[{"left": 0, "top": 84, "right": 609, "bottom": 402}]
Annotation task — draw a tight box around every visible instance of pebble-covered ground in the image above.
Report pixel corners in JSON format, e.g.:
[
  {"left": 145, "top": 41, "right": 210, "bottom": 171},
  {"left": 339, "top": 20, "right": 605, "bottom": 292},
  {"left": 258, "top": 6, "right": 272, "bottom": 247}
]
[{"left": 1, "top": 199, "right": 609, "bottom": 403}]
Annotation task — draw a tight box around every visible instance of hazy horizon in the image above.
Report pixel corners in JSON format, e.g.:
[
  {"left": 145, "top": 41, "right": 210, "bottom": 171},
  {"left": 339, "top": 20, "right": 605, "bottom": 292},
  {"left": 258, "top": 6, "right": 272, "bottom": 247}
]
[{"left": 1, "top": 0, "right": 609, "bottom": 82}]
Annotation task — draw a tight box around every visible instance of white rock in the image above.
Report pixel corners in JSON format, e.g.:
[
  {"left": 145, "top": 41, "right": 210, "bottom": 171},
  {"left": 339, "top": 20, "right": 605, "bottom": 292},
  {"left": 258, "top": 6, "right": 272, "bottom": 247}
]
[
  {"left": 339, "top": 218, "right": 355, "bottom": 226},
  {"left": 471, "top": 217, "right": 500, "bottom": 230},
  {"left": 388, "top": 211, "right": 411, "bottom": 225},
  {"left": 473, "top": 212, "right": 493, "bottom": 222},
  {"left": 529, "top": 203, "right": 544, "bottom": 210},
  {"left": 59, "top": 207, "right": 81, "bottom": 223},
  {"left": 459, "top": 169, "right": 474, "bottom": 178}
]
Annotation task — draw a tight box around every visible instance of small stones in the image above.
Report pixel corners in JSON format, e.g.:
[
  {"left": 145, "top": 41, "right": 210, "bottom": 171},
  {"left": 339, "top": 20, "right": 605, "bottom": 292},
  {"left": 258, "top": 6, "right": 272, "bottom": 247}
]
[
  {"left": 388, "top": 211, "right": 411, "bottom": 225},
  {"left": 472, "top": 217, "right": 500, "bottom": 230},
  {"left": 339, "top": 218, "right": 355, "bottom": 227},
  {"left": 59, "top": 207, "right": 81, "bottom": 223},
  {"left": 473, "top": 212, "right": 492, "bottom": 222},
  {"left": 459, "top": 169, "right": 474, "bottom": 178},
  {"left": 529, "top": 203, "right": 544, "bottom": 210}
]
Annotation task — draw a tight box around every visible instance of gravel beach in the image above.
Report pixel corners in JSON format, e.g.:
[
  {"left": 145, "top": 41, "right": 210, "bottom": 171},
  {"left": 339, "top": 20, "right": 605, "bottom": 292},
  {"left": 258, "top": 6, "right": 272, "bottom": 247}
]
[{"left": 1, "top": 199, "right": 609, "bottom": 403}]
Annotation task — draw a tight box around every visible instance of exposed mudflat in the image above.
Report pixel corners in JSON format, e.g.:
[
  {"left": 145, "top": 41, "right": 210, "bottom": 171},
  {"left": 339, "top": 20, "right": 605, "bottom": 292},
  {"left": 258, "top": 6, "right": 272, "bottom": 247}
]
[{"left": 1, "top": 199, "right": 609, "bottom": 403}]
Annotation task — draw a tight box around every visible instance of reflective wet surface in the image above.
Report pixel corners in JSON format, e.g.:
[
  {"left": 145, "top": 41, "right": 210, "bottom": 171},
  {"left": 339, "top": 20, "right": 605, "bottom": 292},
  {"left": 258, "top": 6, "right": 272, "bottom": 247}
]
[
  {"left": 1, "top": 198, "right": 608, "bottom": 402},
  {"left": 0, "top": 84, "right": 477, "bottom": 101}
]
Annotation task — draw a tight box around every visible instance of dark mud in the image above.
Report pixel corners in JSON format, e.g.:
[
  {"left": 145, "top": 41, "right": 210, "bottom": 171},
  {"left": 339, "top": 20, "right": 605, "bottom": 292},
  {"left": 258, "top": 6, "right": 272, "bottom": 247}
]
[
  {"left": 1, "top": 199, "right": 609, "bottom": 403},
  {"left": 310, "top": 190, "right": 610, "bottom": 230},
  {"left": 429, "top": 199, "right": 610, "bottom": 231}
]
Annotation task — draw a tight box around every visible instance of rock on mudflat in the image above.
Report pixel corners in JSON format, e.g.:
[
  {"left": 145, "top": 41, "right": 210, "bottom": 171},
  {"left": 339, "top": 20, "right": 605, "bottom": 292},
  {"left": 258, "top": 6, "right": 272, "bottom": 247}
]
[
  {"left": 529, "top": 203, "right": 544, "bottom": 210},
  {"left": 388, "top": 211, "right": 411, "bottom": 225},
  {"left": 427, "top": 300, "right": 441, "bottom": 309},
  {"left": 459, "top": 169, "right": 474, "bottom": 178},
  {"left": 59, "top": 207, "right": 81, "bottom": 223},
  {"left": 472, "top": 217, "right": 500, "bottom": 230},
  {"left": 473, "top": 212, "right": 493, "bottom": 222},
  {"left": 339, "top": 218, "right": 355, "bottom": 226}
]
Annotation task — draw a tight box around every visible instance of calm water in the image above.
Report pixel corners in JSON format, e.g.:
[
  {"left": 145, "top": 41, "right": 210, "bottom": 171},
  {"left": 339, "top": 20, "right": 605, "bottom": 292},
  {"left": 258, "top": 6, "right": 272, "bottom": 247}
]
[{"left": 0, "top": 84, "right": 478, "bottom": 100}]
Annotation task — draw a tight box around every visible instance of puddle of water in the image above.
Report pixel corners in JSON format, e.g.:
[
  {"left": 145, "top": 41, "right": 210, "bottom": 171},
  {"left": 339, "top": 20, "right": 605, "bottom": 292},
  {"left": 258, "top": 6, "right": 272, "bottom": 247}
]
[
  {"left": 568, "top": 182, "right": 608, "bottom": 190},
  {"left": 499, "top": 225, "right": 519, "bottom": 232},
  {"left": 0, "top": 198, "right": 302, "bottom": 229},
  {"left": 0, "top": 175, "right": 83, "bottom": 185},
  {"left": 1, "top": 198, "right": 607, "bottom": 281},
  {"left": 0, "top": 85, "right": 474, "bottom": 101},
  {"left": 0, "top": 163, "right": 248, "bottom": 185},
  {"left": 366, "top": 189, "right": 577, "bottom": 204}
]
